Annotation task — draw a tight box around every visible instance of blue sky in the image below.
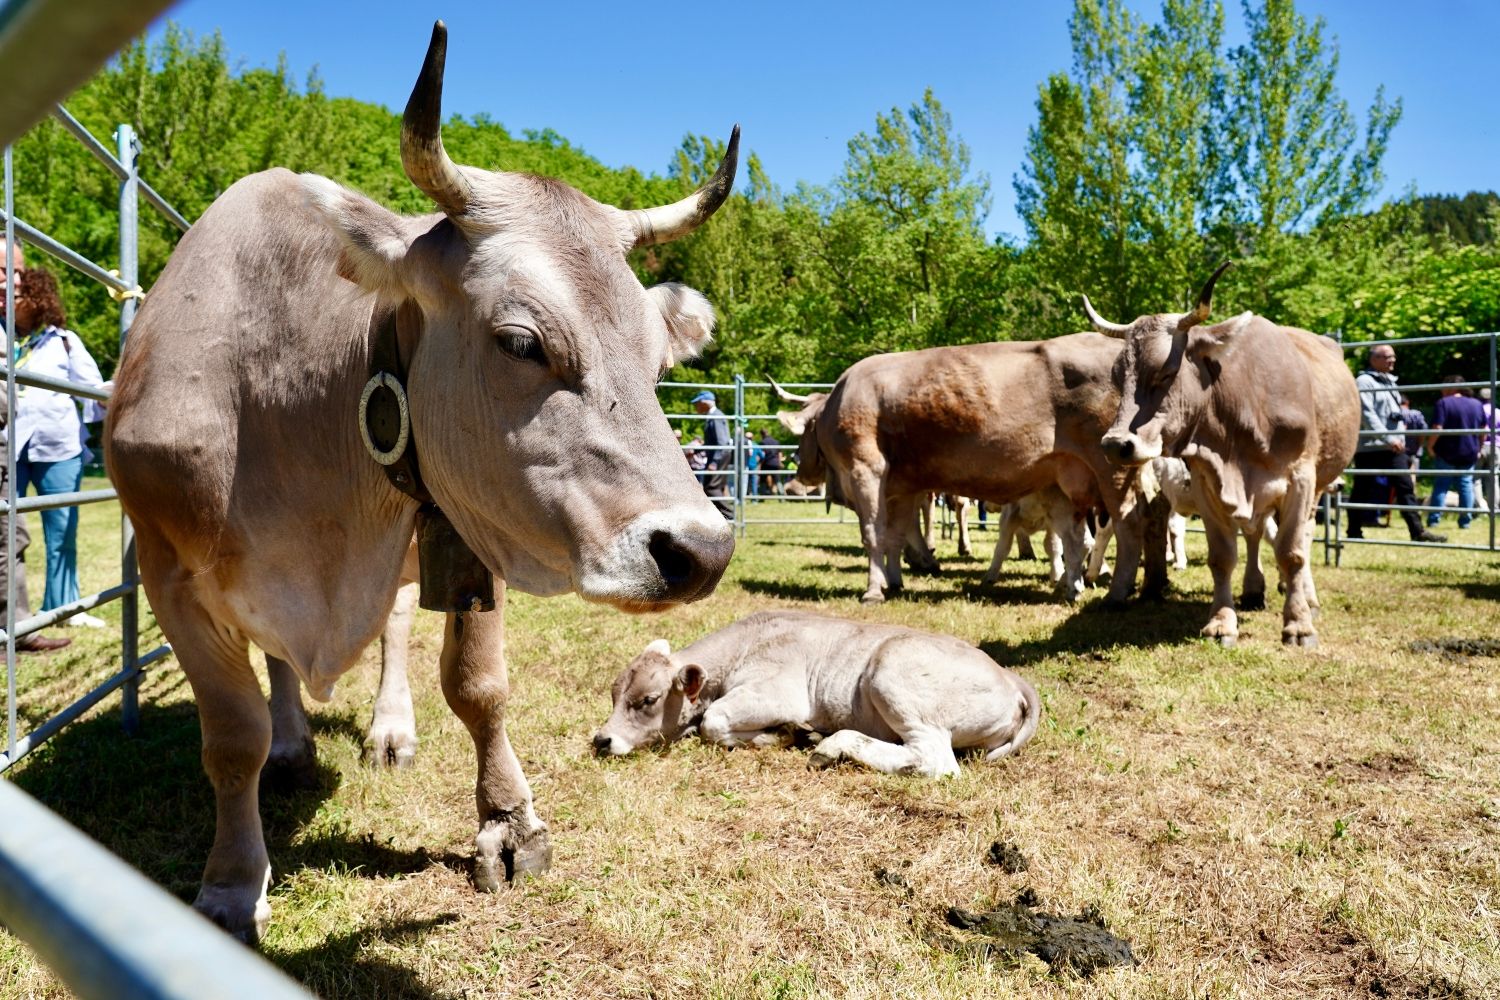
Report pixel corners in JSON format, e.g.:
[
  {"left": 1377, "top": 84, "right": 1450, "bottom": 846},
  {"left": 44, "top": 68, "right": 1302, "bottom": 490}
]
[{"left": 148, "top": 1, "right": 1497, "bottom": 241}]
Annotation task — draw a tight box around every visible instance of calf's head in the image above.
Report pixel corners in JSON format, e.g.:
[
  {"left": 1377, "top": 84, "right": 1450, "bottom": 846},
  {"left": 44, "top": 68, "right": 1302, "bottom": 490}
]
[
  {"left": 305, "top": 22, "right": 737, "bottom": 610},
  {"left": 592, "top": 639, "right": 704, "bottom": 756},
  {"left": 1091, "top": 262, "right": 1253, "bottom": 466}
]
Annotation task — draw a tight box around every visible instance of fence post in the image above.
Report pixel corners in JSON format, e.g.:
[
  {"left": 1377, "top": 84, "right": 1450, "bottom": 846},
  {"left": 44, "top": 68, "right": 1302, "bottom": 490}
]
[
  {"left": 5, "top": 145, "right": 16, "bottom": 764},
  {"left": 115, "top": 124, "right": 140, "bottom": 737},
  {"left": 1490, "top": 332, "right": 1497, "bottom": 554},
  {"left": 733, "top": 373, "right": 746, "bottom": 537}
]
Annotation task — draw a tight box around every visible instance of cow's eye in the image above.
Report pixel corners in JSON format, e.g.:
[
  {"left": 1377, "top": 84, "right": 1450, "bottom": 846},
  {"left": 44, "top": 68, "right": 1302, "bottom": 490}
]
[{"left": 496, "top": 326, "right": 547, "bottom": 365}]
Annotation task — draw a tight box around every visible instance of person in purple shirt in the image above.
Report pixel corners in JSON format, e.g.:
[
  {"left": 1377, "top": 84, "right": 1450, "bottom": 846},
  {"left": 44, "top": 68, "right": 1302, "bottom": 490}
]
[
  {"left": 9, "top": 268, "right": 108, "bottom": 620},
  {"left": 1425, "top": 375, "right": 1486, "bottom": 529}
]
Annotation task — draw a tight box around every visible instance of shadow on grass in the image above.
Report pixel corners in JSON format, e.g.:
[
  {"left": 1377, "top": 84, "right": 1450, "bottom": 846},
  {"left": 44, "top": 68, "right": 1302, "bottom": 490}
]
[
  {"left": 269, "top": 914, "right": 462, "bottom": 1000},
  {"left": 980, "top": 591, "right": 1215, "bottom": 666}
]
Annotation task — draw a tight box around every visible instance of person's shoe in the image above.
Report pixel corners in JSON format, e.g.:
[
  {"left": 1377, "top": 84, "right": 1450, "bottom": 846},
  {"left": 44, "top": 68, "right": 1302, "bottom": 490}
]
[
  {"left": 15, "top": 634, "right": 71, "bottom": 654},
  {"left": 1414, "top": 529, "right": 1447, "bottom": 543},
  {"left": 1345, "top": 528, "right": 1364, "bottom": 539},
  {"left": 65, "top": 612, "right": 107, "bottom": 628}
]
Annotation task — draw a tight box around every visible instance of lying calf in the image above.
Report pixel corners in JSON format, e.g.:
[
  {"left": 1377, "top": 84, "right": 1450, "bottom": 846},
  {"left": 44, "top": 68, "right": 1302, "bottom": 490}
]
[{"left": 591, "top": 610, "right": 1041, "bottom": 777}]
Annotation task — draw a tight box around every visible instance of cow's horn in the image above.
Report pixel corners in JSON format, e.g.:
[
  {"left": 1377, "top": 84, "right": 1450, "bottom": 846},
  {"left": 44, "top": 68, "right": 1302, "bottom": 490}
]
[
  {"left": 628, "top": 125, "right": 740, "bottom": 248},
  {"left": 767, "top": 376, "right": 810, "bottom": 404},
  {"left": 1081, "top": 295, "right": 1131, "bottom": 338},
  {"left": 1180, "top": 260, "right": 1232, "bottom": 331},
  {"left": 402, "top": 21, "right": 472, "bottom": 219}
]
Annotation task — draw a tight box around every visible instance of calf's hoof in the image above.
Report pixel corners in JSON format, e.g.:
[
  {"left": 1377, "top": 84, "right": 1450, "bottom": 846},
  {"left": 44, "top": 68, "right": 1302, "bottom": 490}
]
[
  {"left": 363, "top": 725, "right": 419, "bottom": 769},
  {"left": 1239, "top": 591, "right": 1267, "bottom": 612},
  {"left": 193, "top": 876, "right": 271, "bottom": 946},
  {"left": 262, "top": 738, "right": 319, "bottom": 792},
  {"left": 808, "top": 747, "right": 841, "bottom": 770}
]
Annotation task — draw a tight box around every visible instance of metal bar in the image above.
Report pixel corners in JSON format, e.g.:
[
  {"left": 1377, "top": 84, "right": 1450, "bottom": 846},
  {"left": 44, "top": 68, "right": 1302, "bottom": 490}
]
[
  {"left": 115, "top": 122, "right": 141, "bottom": 735},
  {"left": 0, "top": 488, "right": 116, "bottom": 514},
  {"left": 1354, "top": 331, "right": 1500, "bottom": 349},
  {"left": 0, "top": 211, "right": 131, "bottom": 292},
  {"left": 0, "top": 583, "right": 132, "bottom": 641},
  {"left": 734, "top": 374, "right": 745, "bottom": 537},
  {"left": 4, "top": 143, "right": 15, "bottom": 765},
  {"left": 0, "top": 363, "right": 110, "bottom": 401},
  {"left": 49, "top": 109, "right": 190, "bottom": 235},
  {"left": 0, "top": 780, "right": 312, "bottom": 999},
  {"left": 0, "top": 664, "right": 136, "bottom": 772}
]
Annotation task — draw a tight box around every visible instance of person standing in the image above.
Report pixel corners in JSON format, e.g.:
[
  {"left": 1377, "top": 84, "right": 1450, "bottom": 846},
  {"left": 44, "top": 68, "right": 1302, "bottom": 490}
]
[
  {"left": 1349, "top": 344, "right": 1444, "bottom": 542},
  {"left": 10, "top": 267, "right": 109, "bottom": 623},
  {"left": 1399, "top": 393, "right": 1428, "bottom": 501},
  {"left": 1425, "top": 375, "right": 1486, "bottom": 529},
  {"left": 757, "top": 428, "right": 783, "bottom": 496},
  {"left": 0, "top": 241, "right": 69, "bottom": 651},
  {"left": 692, "top": 390, "right": 734, "bottom": 519}
]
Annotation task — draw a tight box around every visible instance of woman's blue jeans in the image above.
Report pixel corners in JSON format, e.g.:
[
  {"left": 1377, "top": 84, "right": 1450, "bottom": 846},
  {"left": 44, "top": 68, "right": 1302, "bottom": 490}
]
[{"left": 15, "top": 451, "right": 84, "bottom": 611}]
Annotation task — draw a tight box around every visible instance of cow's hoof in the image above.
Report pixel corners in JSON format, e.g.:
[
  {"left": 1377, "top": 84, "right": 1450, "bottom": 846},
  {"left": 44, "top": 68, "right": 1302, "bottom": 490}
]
[
  {"left": 1214, "top": 634, "right": 1237, "bottom": 649},
  {"left": 362, "top": 725, "right": 418, "bottom": 769},
  {"left": 193, "top": 877, "right": 270, "bottom": 946},
  {"left": 1283, "top": 630, "right": 1318, "bottom": 649},
  {"left": 262, "top": 738, "right": 318, "bottom": 792},
  {"left": 503, "top": 831, "right": 553, "bottom": 886},
  {"left": 861, "top": 592, "right": 886, "bottom": 605},
  {"left": 1097, "top": 597, "right": 1130, "bottom": 613},
  {"left": 1239, "top": 591, "right": 1267, "bottom": 612}
]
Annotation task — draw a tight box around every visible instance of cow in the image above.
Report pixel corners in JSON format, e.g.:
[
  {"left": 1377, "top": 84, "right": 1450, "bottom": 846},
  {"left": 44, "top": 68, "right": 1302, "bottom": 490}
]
[
  {"left": 983, "top": 485, "right": 1093, "bottom": 598},
  {"left": 772, "top": 339, "right": 1155, "bottom": 605},
  {"left": 1090, "top": 263, "right": 1359, "bottom": 647},
  {"left": 590, "top": 610, "right": 1041, "bottom": 777},
  {"left": 105, "top": 22, "right": 740, "bottom": 943}
]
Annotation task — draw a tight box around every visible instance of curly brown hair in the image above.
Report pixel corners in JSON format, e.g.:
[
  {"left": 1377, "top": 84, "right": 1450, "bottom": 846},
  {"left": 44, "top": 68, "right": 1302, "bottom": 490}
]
[{"left": 17, "top": 268, "right": 66, "bottom": 329}]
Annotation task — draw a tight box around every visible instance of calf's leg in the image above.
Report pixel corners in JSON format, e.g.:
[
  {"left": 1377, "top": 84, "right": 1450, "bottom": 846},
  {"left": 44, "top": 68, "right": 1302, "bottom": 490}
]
[
  {"left": 264, "top": 656, "right": 317, "bottom": 790},
  {"left": 439, "top": 588, "right": 551, "bottom": 891},
  {"left": 1239, "top": 523, "right": 1267, "bottom": 611},
  {"left": 809, "top": 727, "right": 959, "bottom": 777},
  {"left": 366, "top": 581, "right": 419, "bottom": 768}
]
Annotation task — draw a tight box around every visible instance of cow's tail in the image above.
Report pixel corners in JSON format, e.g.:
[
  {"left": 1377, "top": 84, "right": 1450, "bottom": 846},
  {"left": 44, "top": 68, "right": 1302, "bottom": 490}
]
[{"left": 985, "top": 675, "right": 1042, "bottom": 761}]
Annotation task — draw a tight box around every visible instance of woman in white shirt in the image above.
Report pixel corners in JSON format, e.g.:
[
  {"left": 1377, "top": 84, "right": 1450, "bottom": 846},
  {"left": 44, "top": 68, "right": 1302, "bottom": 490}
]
[{"left": 10, "top": 268, "right": 108, "bottom": 623}]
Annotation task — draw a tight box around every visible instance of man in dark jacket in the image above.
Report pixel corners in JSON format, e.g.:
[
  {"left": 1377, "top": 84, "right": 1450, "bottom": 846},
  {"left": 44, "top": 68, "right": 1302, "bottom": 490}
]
[
  {"left": 1350, "top": 344, "right": 1444, "bottom": 542},
  {"left": 692, "top": 390, "right": 734, "bottom": 519}
]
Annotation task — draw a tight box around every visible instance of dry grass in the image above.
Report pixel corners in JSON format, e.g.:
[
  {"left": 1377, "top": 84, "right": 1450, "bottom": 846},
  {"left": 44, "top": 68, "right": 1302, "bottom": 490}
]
[{"left": 3, "top": 496, "right": 1500, "bottom": 998}]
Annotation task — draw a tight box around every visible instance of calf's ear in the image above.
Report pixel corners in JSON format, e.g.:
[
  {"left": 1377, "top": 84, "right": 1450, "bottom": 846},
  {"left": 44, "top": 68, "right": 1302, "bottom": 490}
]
[
  {"left": 644, "top": 638, "right": 671, "bottom": 657},
  {"left": 301, "top": 175, "right": 414, "bottom": 298},
  {"left": 1190, "top": 311, "right": 1254, "bottom": 361},
  {"left": 648, "top": 283, "right": 717, "bottom": 366},
  {"left": 677, "top": 664, "right": 705, "bottom": 702}
]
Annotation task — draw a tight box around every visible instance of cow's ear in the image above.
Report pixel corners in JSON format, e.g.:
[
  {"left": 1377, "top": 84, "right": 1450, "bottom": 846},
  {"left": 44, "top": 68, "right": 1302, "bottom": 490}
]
[
  {"left": 1190, "top": 311, "right": 1254, "bottom": 361},
  {"left": 677, "top": 664, "right": 705, "bottom": 702},
  {"left": 778, "top": 410, "right": 808, "bottom": 436},
  {"left": 648, "top": 283, "right": 716, "bottom": 366},
  {"left": 301, "top": 175, "right": 414, "bottom": 297}
]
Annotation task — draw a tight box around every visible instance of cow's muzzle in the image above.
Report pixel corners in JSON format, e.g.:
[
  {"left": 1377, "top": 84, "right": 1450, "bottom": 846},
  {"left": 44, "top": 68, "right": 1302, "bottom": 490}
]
[
  {"left": 1101, "top": 431, "right": 1159, "bottom": 466},
  {"left": 577, "top": 506, "right": 735, "bottom": 610}
]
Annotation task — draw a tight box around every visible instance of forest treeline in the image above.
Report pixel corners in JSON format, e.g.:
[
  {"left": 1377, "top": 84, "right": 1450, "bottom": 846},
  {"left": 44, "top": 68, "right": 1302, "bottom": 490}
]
[{"left": 9, "top": 0, "right": 1500, "bottom": 386}]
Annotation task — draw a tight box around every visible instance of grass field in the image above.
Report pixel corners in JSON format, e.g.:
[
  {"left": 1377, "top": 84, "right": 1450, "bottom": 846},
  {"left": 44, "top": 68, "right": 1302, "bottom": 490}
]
[{"left": 2, "top": 493, "right": 1499, "bottom": 998}]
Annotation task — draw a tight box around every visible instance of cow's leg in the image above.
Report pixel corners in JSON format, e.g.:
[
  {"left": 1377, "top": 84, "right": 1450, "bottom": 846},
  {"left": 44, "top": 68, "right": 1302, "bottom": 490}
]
[
  {"left": 1049, "top": 507, "right": 1087, "bottom": 601},
  {"left": 1275, "top": 473, "right": 1321, "bottom": 648},
  {"left": 921, "top": 493, "right": 936, "bottom": 552},
  {"left": 1101, "top": 506, "right": 1143, "bottom": 607},
  {"left": 264, "top": 656, "right": 317, "bottom": 790},
  {"left": 365, "top": 581, "right": 419, "bottom": 768},
  {"left": 850, "top": 470, "right": 891, "bottom": 603},
  {"left": 984, "top": 505, "right": 1019, "bottom": 584},
  {"left": 1085, "top": 519, "right": 1114, "bottom": 585},
  {"left": 901, "top": 499, "right": 940, "bottom": 576},
  {"left": 1169, "top": 512, "right": 1188, "bottom": 570},
  {"left": 1239, "top": 523, "right": 1267, "bottom": 611},
  {"left": 439, "top": 593, "right": 551, "bottom": 892},
  {"left": 1200, "top": 516, "right": 1240, "bottom": 646},
  {"left": 954, "top": 497, "right": 972, "bottom": 557},
  {"left": 699, "top": 685, "right": 801, "bottom": 748},
  {"left": 1015, "top": 529, "right": 1037, "bottom": 560}
]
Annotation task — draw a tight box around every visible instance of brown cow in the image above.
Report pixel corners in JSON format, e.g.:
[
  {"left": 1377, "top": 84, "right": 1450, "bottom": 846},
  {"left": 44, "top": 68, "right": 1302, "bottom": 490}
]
[
  {"left": 1092, "top": 263, "right": 1359, "bottom": 647},
  {"left": 105, "top": 23, "right": 738, "bottom": 942},
  {"left": 774, "top": 337, "right": 1152, "bottom": 604}
]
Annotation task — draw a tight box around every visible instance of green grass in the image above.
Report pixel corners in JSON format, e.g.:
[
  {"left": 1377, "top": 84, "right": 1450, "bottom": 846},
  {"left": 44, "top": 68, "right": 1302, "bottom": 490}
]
[{"left": 3, "top": 494, "right": 1500, "bottom": 998}]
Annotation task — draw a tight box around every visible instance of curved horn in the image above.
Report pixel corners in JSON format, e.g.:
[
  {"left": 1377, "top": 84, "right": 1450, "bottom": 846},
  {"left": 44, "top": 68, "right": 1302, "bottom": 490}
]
[
  {"left": 1180, "top": 260, "right": 1232, "bottom": 331},
  {"left": 1081, "top": 295, "right": 1131, "bottom": 338},
  {"left": 767, "top": 376, "right": 811, "bottom": 404},
  {"left": 628, "top": 125, "right": 740, "bottom": 248},
  {"left": 402, "top": 21, "right": 472, "bottom": 218}
]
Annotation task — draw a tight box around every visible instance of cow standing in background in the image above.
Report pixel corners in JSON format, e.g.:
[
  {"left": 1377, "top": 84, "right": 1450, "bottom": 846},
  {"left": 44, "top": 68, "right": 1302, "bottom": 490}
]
[
  {"left": 1092, "top": 263, "right": 1359, "bottom": 647},
  {"left": 106, "top": 23, "right": 739, "bottom": 943},
  {"left": 775, "top": 337, "right": 1155, "bottom": 605}
]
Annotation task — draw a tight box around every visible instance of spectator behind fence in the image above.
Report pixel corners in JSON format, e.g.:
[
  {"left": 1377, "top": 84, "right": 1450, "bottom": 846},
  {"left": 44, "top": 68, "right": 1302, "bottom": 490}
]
[
  {"left": 10, "top": 267, "right": 110, "bottom": 624},
  {"left": 0, "top": 240, "right": 70, "bottom": 652},
  {"left": 1480, "top": 387, "right": 1500, "bottom": 511},
  {"left": 692, "top": 390, "right": 733, "bottom": 519},
  {"left": 758, "top": 428, "right": 783, "bottom": 496},
  {"left": 1399, "top": 392, "right": 1428, "bottom": 500},
  {"left": 1425, "top": 375, "right": 1486, "bottom": 529},
  {"left": 1349, "top": 344, "right": 1444, "bottom": 543}
]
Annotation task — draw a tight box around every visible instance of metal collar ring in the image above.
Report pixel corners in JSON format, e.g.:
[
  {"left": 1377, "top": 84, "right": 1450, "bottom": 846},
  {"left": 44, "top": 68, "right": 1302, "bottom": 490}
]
[{"left": 359, "top": 371, "right": 411, "bottom": 466}]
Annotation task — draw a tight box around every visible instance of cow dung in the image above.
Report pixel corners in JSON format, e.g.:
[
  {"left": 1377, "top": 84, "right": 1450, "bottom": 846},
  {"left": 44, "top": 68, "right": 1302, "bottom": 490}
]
[
  {"left": 985, "top": 840, "right": 1029, "bottom": 873},
  {"left": 944, "top": 898, "right": 1135, "bottom": 976}
]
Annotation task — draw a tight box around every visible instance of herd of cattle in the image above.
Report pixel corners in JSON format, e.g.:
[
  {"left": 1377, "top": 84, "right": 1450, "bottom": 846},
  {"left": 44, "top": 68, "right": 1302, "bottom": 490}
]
[{"left": 94, "top": 23, "right": 1362, "bottom": 945}]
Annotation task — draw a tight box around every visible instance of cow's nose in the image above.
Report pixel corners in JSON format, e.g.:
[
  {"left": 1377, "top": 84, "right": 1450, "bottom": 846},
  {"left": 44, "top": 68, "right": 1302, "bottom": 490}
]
[
  {"left": 1101, "top": 435, "right": 1136, "bottom": 465},
  {"left": 591, "top": 732, "right": 614, "bottom": 756},
  {"left": 648, "top": 526, "right": 734, "bottom": 601}
]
